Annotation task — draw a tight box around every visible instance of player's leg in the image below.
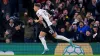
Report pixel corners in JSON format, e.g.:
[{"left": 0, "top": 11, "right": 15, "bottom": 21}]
[
  {"left": 52, "top": 32, "right": 74, "bottom": 47},
  {"left": 39, "top": 31, "right": 49, "bottom": 54},
  {"left": 52, "top": 32, "right": 70, "bottom": 42},
  {"left": 48, "top": 25, "right": 74, "bottom": 46}
]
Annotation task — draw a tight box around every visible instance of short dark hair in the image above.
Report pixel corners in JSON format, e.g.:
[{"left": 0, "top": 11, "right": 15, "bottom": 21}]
[{"left": 34, "top": 3, "right": 41, "bottom": 8}]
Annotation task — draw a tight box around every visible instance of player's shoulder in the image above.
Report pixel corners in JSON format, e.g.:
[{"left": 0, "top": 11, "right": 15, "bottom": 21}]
[
  {"left": 37, "top": 9, "right": 44, "bottom": 13},
  {"left": 36, "top": 9, "right": 44, "bottom": 16},
  {"left": 37, "top": 9, "right": 47, "bottom": 13},
  {"left": 36, "top": 9, "right": 48, "bottom": 16}
]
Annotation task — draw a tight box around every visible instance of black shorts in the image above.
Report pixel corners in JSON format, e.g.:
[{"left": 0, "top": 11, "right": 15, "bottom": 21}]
[{"left": 41, "top": 25, "right": 56, "bottom": 35}]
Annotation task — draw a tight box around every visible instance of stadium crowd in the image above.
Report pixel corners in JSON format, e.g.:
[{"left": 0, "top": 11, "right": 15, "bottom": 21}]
[{"left": 0, "top": 0, "right": 100, "bottom": 43}]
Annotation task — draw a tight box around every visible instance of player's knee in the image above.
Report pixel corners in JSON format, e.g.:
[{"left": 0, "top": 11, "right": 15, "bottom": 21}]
[
  {"left": 54, "top": 35, "right": 58, "bottom": 39},
  {"left": 52, "top": 33, "right": 57, "bottom": 38},
  {"left": 39, "top": 36, "right": 42, "bottom": 38},
  {"left": 39, "top": 35, "right": 44, "bottom": 38},
  {"left": 39, "top": 31, "right": 46, "bottom": 37}
]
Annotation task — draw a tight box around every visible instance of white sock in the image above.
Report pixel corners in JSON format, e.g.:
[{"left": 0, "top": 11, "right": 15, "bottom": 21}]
[
  {"left": 55, "top": 35, "right": 70, "bottom": 42},
  {"left": 39, "top": 36, "right": 48, "bottom": 50}
]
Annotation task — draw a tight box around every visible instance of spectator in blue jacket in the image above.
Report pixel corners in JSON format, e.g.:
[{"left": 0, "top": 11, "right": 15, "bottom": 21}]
[
  {"left": 78, "top": 21, "right": 91, "bottom": 35},
  {"left": 77, "top": 21, "right": 91, "bottom": 42}
]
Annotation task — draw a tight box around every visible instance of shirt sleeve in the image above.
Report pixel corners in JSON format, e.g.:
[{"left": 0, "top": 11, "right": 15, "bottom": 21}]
[{"left": 36, "top": 10, "right": 42, "bottom": 17}]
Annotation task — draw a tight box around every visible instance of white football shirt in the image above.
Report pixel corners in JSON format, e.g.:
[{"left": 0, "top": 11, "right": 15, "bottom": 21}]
[{"left": 36, "top": 9, "right": 52, "bottom": 27}]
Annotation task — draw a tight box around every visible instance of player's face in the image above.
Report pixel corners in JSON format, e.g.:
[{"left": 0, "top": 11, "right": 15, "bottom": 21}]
[{"left": 34, "top": 6, "right": 38, "bottom": 12}]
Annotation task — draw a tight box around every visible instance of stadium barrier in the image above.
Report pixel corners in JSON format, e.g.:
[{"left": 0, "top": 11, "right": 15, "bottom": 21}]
[{"left": 0, "top": 43, "right": 100, "bottom": 55}]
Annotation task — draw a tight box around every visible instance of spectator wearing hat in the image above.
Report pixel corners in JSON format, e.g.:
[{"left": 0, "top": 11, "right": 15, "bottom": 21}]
[
  {"left": 4, "top": 19, "right": 15, "bottom": 43},
  {"left": 69, "top": 22, "right": 78, "bottom": 41}
]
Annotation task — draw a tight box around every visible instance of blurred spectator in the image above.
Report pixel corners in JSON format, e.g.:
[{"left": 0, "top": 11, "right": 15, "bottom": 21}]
[
  {"left": 44, "top": 0, "right": 54, "bottom": 10},
  {"left": 65, "top": 0, "right": 73, "bottom": 13},
  {"left": 70, "top": 4, "right": 80, "bottom": 18},
  {"left": 96, "top": 0, "right": 100, "bottom": 21},
  {"left": 77, "top": 21, "right": 91, "bottom": 42},
  {"left": 83, "top": 0, "right": 91, "bottom": 12},
  {"left": 69, "top": 22, "right": 78, "bottom": 41},
  {"left": 9, "top": 0, "right": 19, "bottom": 16},
  {"left": 58, "top": 27, "right": 68, "bottom": 42},
  {"left": 78, "top": 0, "right": 83, "bottom": 8},
  {"left": 85, "top": 31, "right": 92, "bottom": 42},
  {"left": 57, "top": 3, "right": 64, "bottom": 13},
  {"left": 65, "top": 22, "right": 71, "bottom": 32},
  {"left": 54, "top": 0, "right": 60, "bottom": 8},
  {"left": 1, "top": 0, "right": 10, "bottom": 15},
  {"left": 96, "top": 0, "right": 100, "bottom": 14},
  {"left": 59, "top": 27, "right": 67, "bottom": 37},
  {"left": 24, "top": 17, "right": 34, "bottom": 43},
  {"left": 94, "top": 21, "right": 100, "bottom": 28},
  {"left": 4, "top": 19, "right": 15, "bottom": 43},
  {"left": 2, "top": 13, "right": 10, "bottom": 31},
  {"left": 12, "top": 22, "right": 24, "bottom": 43},
  {"left": 91, "top": 25, "right": 100, "bottom": 42},
  {"left": 73, "top": 12, "right": 79, "bottom": 22},
  {"left": 0, "top": 12, "right": 10, "bottom": 42},
  {"left": 84, "top": 12, "right": 95, "bottom": 26},
  {"left": 80, "top": 7, "right": 86, "bottom": 18},
  {"left": 87, "top": 0, "right": 97, "bottom": 17},
  {"left": 74, "top": 14, "right": 83, "bottom": 23},
  {"left": 57, "top": 9, "right": 69, "bottom": 28},
  {"left": 4, "top": 30, "right": 11, "bottom": 43},
  {"left": 22, "top": 0, "right": 35, "bottom": 18}
]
